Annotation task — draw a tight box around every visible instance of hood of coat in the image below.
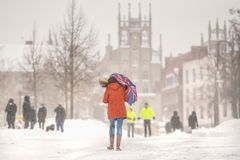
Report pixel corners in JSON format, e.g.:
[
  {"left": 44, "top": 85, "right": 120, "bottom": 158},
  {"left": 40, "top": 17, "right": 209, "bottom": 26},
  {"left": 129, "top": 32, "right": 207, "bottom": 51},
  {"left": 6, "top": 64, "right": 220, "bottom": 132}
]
[{"left": 108, "top": 83, "right": 123, "bottom": 90}]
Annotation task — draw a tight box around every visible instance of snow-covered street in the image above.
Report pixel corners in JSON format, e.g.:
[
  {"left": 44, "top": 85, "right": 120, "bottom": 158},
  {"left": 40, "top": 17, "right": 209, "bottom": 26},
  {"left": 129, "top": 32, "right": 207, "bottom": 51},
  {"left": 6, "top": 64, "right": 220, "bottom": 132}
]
[{"left": 0, "top": 119, "right": 240, "bottom": 160}]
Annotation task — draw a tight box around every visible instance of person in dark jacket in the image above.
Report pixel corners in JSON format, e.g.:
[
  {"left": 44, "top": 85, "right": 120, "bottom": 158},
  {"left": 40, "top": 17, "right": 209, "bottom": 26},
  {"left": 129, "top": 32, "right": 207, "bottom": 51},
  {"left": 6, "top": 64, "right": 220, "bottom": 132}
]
[
  {"left": 29, "top": 107, "right": 37, "bottom": 129},
  {"left": 54, "top": 104, "right": 66, "bottom": 132},
  {"left": 5, "top": 98, "right": 17, "bottom": 129},
  {"left": 23, "top": 96, "right": 31, "bottom": 129},
  {"left": 171, "top": 111, "right": 181, "bottom": 132},
  {"left": 188, "top": 111, "right": 198, "bottom": 129},
  {"left": 38, "top": 104, "right": 47, "bottom": 129}
]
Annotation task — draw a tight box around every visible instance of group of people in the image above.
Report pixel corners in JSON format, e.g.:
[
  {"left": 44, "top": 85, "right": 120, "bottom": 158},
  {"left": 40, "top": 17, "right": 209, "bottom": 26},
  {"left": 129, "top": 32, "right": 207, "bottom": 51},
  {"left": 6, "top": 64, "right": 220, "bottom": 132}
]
[
  {"left": 102, "top": 75, "right": 200, "bottom": 151},
  {"left": 22, "top": 96, "right": 46, "bottom": 129},
  {"left": 5, "top": 95, "right": 66, "bottom": 132},
  {"left": 126, "top": 103, "right": 155, "bottom": 138},
  {"left": 165, "top": 111, "right": 199, "bottom": 134}
]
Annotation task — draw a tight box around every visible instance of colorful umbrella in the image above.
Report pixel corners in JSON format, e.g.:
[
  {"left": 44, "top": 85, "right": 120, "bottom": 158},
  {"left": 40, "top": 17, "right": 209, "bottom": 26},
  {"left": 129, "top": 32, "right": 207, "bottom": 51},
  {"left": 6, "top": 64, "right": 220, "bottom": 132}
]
[{"left": 111, "top": 73, "right": 137, "bottom": 105}]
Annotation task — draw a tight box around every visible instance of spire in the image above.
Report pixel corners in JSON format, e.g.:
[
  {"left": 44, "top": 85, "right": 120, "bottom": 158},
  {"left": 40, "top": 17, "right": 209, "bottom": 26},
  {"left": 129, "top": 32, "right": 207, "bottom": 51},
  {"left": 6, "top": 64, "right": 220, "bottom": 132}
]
[
  {"left": 128, "top": 3, "right": 131, "bottom": 20},
  {"left": 149, "top": 3, "right": 152, "bottom": 21},
  {"left": 208, "top": 20, "right": 211, "bottom": 41},
  {"left": 224, "top": 20, "right": 227, "bottom": 40},
  {"left": 108, "top": 34, "right": 111, "bottom": 46},
  {"left": 106, "top": 34, "right": 112, "bottom": 54},
  {"left": 118, "top": 3, "right": 121, "bottom": 48},
  {"left": 216, "top": 19, "right": 219, "bottom": 40},
  {"left": 149, "top": 3, "right": 152, "bottom": 48},
  {"left": 138, "top": 3, "right": 141, "bottom": 21},
  {"left": 118, "top": 3, "right": 121, "bottom": 23},
  {"left": 159, "top": 34, "right": 162, "bottom": 63},
  {"left": 201, "top": 33, "right": 204, "bottom": 46}
]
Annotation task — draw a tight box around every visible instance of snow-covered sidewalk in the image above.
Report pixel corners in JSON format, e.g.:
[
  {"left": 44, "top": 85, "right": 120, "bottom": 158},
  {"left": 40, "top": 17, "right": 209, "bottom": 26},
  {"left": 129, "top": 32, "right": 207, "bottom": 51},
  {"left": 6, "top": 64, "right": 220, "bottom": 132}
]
[{"left": 0, "top": 119, "right": 240, "bottom": 160}]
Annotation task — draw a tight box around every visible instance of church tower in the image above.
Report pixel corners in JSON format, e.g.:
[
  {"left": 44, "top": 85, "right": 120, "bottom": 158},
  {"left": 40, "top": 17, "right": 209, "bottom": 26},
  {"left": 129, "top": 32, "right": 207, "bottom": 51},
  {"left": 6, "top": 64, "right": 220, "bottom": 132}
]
[
  {"left": 118, "top": 3, "right": 152, "bottom": 50},
  {"left": 208, "top": 19, "right": 227, "bottom": 54}
]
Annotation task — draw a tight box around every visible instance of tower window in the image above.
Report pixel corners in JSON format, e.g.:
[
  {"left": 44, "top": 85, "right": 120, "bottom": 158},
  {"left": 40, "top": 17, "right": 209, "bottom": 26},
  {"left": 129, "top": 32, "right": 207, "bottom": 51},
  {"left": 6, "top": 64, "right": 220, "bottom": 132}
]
[
  {"left": 185, "top": 70, "right": 189, "bottom": 84},
  {"left": 193, "top": 68, "right": 196, "bottom": 82},
  {"left": 121, "top": 31, "right": 128, "bottom": 46},
  {"left": 186, "top": 88, "right": 189, "bottom": 102},
  {"left": 142, "top": 31, "right": 148, "bottom": 48}
]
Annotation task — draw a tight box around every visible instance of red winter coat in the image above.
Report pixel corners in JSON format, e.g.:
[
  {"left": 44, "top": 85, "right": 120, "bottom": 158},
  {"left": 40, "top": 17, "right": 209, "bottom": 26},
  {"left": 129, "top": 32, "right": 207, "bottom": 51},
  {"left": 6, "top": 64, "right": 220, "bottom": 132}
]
[{"left": 103, "top": 83, "right": 128, "bottom": 120}]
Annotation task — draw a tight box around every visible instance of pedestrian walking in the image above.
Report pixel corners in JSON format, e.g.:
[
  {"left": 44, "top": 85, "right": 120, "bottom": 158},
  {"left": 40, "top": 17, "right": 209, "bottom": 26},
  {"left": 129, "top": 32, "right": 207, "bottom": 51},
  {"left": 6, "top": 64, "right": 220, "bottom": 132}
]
[
  {"left": 29, "top": 107, "right": 37, "bottom": 129},
  {"left": 140, "top": 102, "right": 155, "bottom": 137},
  {"left": 188, "top": 111, "right": 198, "bottom": 130},
  {"left": 127, "top": 106, "right": 136, "bottom": 138},
  {"left": 54, "top": 104, "right": 66, "bottom": 132},
  {"left": 171, "top": 111, "right": 181, "bottom": 132},
  {"left": 23, "top": 96, "right": 31, "bottom": 129},
  {"left": 38, "top": 104, "right": 47, "bottom": 129},
  {"left": 5, "top": 98, "right": 17, "bottom": 129},
  {"left": 102, "top": 76, "right": 128, "bottom": 151}
]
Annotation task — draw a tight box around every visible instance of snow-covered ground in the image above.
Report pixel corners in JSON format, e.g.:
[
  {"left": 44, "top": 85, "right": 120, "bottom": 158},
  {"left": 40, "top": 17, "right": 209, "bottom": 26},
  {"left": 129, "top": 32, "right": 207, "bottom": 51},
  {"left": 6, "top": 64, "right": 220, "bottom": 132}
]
[{"left": 0, "top": 119, "right": 240, "bottom": 160}]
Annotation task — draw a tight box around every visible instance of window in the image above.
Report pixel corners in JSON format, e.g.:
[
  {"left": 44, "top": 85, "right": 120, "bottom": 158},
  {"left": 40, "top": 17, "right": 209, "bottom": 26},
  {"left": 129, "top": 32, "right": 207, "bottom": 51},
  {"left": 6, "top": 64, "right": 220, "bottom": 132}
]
[
  {"left": 186, "top": 89, "right": 189, "bottom": 102},
  {"left": 166, "top": 74, "right": 178, "bottom": 87},
  {"left": 200, "top": 68, "right": 203, "bottom": 81},
  {"left": 193, "top": 68, "right": 196, "bottom": 82},
  {"left": 185, "top": 70, "right": 189, "bottom": 84},
  {"left": 142, "top": 31, "right": 148, "bottom": 47},
  {"left": 193, "top": 88, "right": 196, "bottom": 101},
  {"left": 121, "top": 31, "right": 128, "bottom": 46}
]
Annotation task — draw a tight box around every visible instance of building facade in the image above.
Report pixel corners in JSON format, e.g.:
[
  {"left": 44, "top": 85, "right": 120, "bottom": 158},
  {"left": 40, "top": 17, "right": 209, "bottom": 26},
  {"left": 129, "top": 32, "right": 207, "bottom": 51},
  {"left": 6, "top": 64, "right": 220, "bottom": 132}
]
[{"left": 99, "top": 3, "right": 163, "bottom": 117}]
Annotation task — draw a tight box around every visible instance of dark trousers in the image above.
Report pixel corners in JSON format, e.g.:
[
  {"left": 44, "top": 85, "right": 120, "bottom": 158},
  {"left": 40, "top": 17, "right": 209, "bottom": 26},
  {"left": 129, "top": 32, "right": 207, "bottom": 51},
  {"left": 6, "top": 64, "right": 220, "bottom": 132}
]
[
  {"left": 56, "top": 121, "right": 64, "bottom": 132},
  {"left": 144, "top": 120, "right": 151, "bottom": 137},
  {"left": 24, "top": 119, "right": 29, "bottom": 129},
  {"left": 39, "top": 121, "right": 45, "bottom": 129},
  {"left": 30, "top": 121, "right": 36, "bottom": 129},
  {"left": 127, "top": 123, "right": 135, "bottom": 137},
  {"left": 7, "top": 121, "right": 15, "bottom": 129}
]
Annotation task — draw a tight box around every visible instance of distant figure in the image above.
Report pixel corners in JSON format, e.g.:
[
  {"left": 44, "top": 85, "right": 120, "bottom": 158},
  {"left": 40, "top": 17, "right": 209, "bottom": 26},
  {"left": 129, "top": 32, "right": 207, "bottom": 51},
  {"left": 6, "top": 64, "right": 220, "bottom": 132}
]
[
  {"left": 127, "top": 106, "right": 136, "bottom": 138},
  {"left": 165, "top": 121, "right": 172, "bottom": 134},
  {"left": 38, "top": 104, "right": 47, "bottom": 129},
  {"left": 102, "top": 76, "right": 128, "bottom": 151},
  {"left": 54, "top": 104, "right": 66, "bottom": 132},
  {"left": 29, "top": 107, "right": 37, "bottom": 129},
  {"left": 188, "top": 111, "right": 198, "bottom": 129},
  {"left": 140, "top": 102, "right": 155, "bottom": 137},
  {"left": 5, "top": 98, "right": 17, "bottom": 129},
  {"left": 23, "top": 96, "right": 31, "bottom": 129},
  {"left": 171, "top": 111, "right": 181, "bottom": 132}
]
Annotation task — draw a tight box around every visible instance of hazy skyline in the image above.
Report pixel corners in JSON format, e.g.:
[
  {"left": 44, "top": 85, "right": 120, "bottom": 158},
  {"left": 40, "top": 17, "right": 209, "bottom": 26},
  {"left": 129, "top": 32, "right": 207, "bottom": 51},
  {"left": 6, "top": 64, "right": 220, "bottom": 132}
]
[{"left": 0, "top": 0, "right": 239, "bottom": 58}]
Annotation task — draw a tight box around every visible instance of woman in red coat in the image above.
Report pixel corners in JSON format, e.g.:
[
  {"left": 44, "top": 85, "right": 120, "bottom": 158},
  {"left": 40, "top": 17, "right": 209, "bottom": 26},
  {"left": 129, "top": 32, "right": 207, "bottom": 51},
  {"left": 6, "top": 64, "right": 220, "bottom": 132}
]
[{"left": 102, "top": 76, "right": 128, "bottom": 151}]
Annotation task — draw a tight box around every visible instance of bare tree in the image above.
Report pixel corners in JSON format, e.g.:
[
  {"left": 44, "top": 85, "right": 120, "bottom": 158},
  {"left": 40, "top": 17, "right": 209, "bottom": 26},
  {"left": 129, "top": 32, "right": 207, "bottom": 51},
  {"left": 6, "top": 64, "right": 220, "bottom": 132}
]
[
  {"left": 21, "top": 26, "right": 44, "bottom": 109},
  {"left": 45, "top": 0, "right": 97, "bottom": 119},
  {"left": 0, "top": 46, "right": 8, "bottom": 91},
  {"left": 227, "top": 8, "right": 240, "bottom": 118}
]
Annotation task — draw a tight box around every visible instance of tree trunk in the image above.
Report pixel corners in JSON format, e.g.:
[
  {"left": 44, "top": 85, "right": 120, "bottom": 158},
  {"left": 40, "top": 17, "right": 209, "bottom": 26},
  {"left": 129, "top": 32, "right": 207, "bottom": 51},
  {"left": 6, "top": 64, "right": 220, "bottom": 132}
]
[
  {"left": 214, "top": 80, "right": 220, "bottom": 127},
  {"left": 64, "top": 84, "right": 69, "bottom": 118},
  {"left": 231, "top": 99, "right": 238, "bottom": 118},
  {"left": 33, "top": 69, "right": 37, "bottom": 109}
]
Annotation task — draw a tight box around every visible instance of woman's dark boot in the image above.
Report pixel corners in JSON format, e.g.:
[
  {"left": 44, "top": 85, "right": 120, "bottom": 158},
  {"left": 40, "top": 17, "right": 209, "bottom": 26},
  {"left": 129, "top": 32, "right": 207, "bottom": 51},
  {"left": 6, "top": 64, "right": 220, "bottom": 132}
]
[
  {"left": 107, "top": 136, "right": 114, "bottom": 150},
  {"left": 116, "top": 136, "right": 122, "bottom": 151}
]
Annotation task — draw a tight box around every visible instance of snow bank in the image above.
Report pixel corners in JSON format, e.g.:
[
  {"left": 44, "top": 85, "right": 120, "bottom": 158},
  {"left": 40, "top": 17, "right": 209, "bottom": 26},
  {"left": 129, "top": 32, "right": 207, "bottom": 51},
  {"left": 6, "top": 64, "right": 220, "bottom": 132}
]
[
  {"left": 0, "top": 119, "right": 108, "bottom": 140},
  {"left": 192, "top": 119, "right": 240, "bottom": 137}
]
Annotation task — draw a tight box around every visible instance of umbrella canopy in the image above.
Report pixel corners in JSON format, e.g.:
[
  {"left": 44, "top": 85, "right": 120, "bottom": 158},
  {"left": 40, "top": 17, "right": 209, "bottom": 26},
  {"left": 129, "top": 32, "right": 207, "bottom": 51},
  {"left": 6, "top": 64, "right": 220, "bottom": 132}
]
[{"left": 111, "top": 73, "right": 137, "bottom": 105}]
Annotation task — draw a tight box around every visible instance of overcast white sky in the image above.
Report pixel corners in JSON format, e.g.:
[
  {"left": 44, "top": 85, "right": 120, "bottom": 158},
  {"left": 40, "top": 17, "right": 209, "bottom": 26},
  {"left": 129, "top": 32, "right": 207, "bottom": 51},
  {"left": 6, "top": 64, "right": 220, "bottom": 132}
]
[{"left": 0, "top": 0, "right": 239, "bottom": 58}]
